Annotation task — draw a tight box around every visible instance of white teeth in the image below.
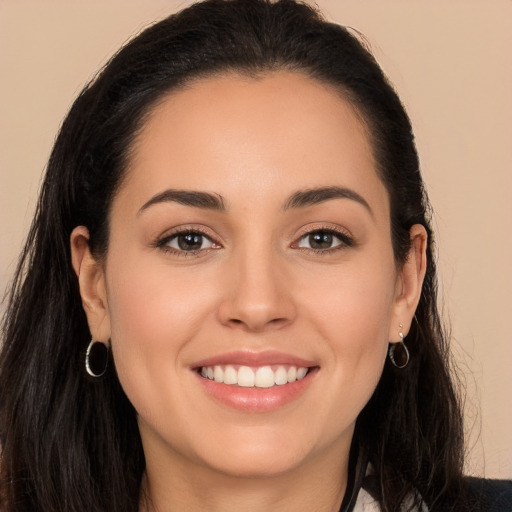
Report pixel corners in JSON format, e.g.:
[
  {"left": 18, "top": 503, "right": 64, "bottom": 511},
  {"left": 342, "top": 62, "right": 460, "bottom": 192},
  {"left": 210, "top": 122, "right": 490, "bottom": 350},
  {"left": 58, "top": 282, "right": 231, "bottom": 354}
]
[
  {"left": 255, "top": 366, "right": 275, "bottom": 388},
  {"left": 287, "top": 366, "right": 297, "bottom": 383},
  {"left": 199, "top": 364, "right": 310, "bottom": 387},
  {"left": 223, "top": 365, "right": 238, "bottom": 384},
  {"left": 297, "top": 367, "right": 308, "bottom": 380},
  {"left": 275, "top": 366, "right": 288, "bottom": 385},
  {"left": 237, "top": 366, "right": 255, "bottom": 387},
  {"left": 213, "top": 365, "right": 224, "bottom": 383}
]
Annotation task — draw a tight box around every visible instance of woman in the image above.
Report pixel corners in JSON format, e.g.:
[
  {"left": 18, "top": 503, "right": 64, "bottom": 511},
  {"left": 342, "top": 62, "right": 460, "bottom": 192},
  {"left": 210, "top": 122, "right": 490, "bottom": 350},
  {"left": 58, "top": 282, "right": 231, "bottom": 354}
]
[{"left": 0, "top": 0, "right": 510, "bottom": 511}]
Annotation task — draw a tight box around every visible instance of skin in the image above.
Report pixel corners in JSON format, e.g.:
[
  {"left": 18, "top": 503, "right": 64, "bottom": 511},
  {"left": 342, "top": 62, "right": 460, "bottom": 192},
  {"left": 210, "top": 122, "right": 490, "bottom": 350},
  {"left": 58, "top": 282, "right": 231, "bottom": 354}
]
[{"left": 71, "top": 72, "right": 427, "bottom": 512}]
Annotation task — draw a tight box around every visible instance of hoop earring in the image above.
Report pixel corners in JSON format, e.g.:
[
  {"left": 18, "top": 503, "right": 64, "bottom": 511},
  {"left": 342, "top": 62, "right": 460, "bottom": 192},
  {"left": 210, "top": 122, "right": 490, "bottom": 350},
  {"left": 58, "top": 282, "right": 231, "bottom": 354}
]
[
  {"left": 388, "top": 324, "right": 410, "bottom": 369},
  {"left": 85, "top": 338, "right": 109, "bottom": 377}
]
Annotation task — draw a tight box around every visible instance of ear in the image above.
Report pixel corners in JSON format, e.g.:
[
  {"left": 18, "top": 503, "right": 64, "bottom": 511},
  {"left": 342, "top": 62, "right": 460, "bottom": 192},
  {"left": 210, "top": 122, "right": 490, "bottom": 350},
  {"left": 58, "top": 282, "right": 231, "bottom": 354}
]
[
  {"left": 388, "top": 224, "right": 428, "bottom": 341},
  {"left": 70, "top": 226, "right": 111, "bottom": 342}
]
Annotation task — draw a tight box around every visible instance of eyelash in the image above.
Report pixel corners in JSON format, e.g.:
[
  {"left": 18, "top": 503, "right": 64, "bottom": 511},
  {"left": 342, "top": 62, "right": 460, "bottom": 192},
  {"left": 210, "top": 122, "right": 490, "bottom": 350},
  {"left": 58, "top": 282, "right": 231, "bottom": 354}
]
[
  {"left": 293, "top": 227, "right": 354, "bottom": 254},
  {"left": 156, "top": 227, "right": 220, "bottom": 257},
  {"left": 155, "top": 226, "right": 354, "bottom": 257}
]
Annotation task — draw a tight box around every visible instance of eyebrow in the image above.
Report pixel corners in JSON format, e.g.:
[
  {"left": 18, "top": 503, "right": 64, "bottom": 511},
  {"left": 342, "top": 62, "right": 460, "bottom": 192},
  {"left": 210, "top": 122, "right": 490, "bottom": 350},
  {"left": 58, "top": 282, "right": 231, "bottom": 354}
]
[
  {"left": 138, "top": 189, "right": 226, "bottom": 215},
  {"left": 138, "top": 185, "right": 372, "bottom": 216},
  {"left": 283, "top": 186, "right": 373, "bottom": 216}
]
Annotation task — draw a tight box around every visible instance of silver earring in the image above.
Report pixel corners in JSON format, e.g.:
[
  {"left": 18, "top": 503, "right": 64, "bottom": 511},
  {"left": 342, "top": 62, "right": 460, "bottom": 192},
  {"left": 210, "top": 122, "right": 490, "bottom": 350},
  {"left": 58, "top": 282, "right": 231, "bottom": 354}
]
[
  {"left": 85, "top": 338, "right": 109, "bottom": 377},
  {"left": 389, "top": 324, "right": 410, "bottom": 369}
]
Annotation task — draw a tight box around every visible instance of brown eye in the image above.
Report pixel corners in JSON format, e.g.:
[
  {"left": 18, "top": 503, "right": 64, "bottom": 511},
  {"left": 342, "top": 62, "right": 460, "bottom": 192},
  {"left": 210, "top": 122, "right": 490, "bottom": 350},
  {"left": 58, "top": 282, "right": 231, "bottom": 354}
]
[
  {"left": 308, "top": 232, "right": 334, "bottom": 249},
  {"left": 296, "top": 229, "right": 349, "bottom": 251},
  {"left": 178, "top": 233, "right": 203, "bottom": 250},
  {"left": 166, "top": 232, "right": 215, "bottom": 251}
]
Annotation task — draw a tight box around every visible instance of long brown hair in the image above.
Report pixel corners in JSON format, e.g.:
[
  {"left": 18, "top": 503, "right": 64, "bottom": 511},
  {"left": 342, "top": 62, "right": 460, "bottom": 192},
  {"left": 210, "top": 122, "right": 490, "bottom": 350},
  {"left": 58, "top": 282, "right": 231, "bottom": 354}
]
[{"left": 1, "top": 1, "right": 464, "bottom": 510}]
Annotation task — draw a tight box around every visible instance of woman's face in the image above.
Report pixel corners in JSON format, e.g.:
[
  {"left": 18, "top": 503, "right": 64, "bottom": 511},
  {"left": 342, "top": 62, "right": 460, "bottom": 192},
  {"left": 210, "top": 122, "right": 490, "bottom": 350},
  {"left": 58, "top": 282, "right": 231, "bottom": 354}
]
[{"left": 78, "top": 72, "right": 423, "bottom": 479}]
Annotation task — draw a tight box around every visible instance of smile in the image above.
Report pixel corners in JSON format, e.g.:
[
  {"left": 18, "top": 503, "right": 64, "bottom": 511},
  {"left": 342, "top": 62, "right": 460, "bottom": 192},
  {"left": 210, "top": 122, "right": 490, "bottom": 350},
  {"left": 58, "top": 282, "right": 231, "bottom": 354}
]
[{"left": 200, "top": 365, "right": 309, "bottom": 388}]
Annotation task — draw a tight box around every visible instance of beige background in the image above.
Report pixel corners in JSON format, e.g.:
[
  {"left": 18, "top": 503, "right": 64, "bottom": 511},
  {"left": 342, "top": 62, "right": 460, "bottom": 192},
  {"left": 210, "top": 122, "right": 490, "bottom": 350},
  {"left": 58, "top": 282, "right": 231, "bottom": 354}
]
[{"left": 0, "top": 1, "right": 510, "bottom": 478}]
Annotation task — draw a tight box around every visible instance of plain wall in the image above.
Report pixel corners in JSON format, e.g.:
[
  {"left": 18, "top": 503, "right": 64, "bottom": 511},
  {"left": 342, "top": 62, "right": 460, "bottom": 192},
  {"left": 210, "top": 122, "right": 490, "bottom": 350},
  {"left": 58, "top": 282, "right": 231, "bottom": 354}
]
[{"left": 0, "top": 0, "right": 511, "bottom": 478}]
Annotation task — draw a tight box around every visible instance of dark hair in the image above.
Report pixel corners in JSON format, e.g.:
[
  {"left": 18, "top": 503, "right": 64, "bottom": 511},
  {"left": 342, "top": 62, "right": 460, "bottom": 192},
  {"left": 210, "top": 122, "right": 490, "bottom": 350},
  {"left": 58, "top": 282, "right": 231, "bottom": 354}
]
[{"left": 0, "top": 1, "right": 464, "bottom": 510}]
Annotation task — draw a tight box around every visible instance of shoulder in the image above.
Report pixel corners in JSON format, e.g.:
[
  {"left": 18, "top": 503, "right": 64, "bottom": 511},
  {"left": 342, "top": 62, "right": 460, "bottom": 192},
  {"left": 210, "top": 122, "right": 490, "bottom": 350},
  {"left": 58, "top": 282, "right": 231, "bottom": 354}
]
[
  {"left": 356, "top": 475, "right": 512, "bottom": 512},
  {"left": 461, "top": 476, "right": 512, "bottom": 512}
]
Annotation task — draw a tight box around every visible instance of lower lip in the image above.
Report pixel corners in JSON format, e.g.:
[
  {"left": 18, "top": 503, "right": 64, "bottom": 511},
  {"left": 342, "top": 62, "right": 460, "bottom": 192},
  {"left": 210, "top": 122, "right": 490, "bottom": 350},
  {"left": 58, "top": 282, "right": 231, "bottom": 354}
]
[{"left": 195, "top": 369, "right": 317, "bottom": 413}]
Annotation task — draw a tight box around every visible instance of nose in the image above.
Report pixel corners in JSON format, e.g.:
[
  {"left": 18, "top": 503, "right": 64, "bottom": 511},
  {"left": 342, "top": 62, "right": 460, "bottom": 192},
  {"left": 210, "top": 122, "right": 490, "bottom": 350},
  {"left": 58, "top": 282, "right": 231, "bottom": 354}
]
[{"left": 217, "top": 245, "right": 296, "bottom": 332}]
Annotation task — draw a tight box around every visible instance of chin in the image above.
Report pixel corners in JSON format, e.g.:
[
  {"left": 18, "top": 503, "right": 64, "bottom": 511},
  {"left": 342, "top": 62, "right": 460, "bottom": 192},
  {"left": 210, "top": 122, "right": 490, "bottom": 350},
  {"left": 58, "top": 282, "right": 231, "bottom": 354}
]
[
  {"left": 201, "top": 450, "right": 308, "bottom": 479},
  {"left": 187, "top": 424, "right": 329, "bottom": 479}
]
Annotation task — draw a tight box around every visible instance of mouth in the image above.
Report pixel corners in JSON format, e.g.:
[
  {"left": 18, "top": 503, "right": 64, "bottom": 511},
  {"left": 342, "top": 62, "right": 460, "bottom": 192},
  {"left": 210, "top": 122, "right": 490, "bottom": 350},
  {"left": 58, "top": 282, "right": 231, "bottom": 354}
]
[
  {"left": 198, "top": 364, "right": 310, "bottom": 388},
  {"left": 192, "top": 352, "right": 318, "bottom": 412}
]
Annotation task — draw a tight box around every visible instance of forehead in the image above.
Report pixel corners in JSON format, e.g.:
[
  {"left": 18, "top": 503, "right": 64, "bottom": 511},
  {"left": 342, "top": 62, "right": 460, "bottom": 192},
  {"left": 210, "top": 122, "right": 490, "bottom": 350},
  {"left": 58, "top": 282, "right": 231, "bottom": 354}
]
[{"left": 123, "top": 71, "right": 388, "bottom": 215}]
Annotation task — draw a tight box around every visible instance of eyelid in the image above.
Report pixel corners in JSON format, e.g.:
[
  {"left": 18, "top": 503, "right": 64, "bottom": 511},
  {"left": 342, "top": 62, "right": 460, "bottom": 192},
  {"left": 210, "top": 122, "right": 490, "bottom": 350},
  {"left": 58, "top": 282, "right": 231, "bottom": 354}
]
[
  {"left": 290, "top": 224, "right": 355, "bottom": 251},
  {"left": 155, "top": 224, "right": 223, "bottom": 252},
  {"left": 166, "top": 233, "right": 215, "bottom": 251}
]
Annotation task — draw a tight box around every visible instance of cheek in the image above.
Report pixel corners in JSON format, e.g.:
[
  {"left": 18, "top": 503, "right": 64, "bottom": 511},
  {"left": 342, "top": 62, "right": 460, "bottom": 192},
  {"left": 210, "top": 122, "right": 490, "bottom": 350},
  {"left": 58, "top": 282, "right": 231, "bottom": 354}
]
[
  {"left": 310, "top": 293, "right": 390, "bottom": 433},
  {"left": 104, "top": 259, "right": 219, "bottom": 410},
  {"left": 299, "top": 258, "right": 396, "bottom": 397},
  {"left": 303, "top": 258, "right": 396, "bottom": 342},
  {"left": 106, "top": 255, "right": 218, "bottom": 335}
]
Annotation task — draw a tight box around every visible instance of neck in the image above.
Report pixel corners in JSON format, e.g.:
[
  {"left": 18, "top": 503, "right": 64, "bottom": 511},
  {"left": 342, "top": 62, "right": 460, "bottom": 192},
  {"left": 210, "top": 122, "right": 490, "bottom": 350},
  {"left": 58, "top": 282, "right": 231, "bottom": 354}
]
[{"left": 139, "top": 439, "right": 351, "bottom": 512}]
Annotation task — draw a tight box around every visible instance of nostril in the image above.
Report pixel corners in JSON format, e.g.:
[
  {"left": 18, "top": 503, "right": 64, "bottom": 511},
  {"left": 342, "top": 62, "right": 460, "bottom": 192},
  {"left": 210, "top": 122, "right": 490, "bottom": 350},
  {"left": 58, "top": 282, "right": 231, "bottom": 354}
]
[
  {"left": 225, "top": 315, "right": 290, "bottom": 332},
  {"left": 269, "top": 317, "right": 287, "bottom": 326}
]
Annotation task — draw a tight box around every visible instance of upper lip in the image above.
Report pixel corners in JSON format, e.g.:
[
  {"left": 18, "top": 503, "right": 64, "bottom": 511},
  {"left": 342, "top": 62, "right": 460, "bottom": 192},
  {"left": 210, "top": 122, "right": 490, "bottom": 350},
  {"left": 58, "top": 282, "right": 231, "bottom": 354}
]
[{"left": 192, "top": 350, "right": 318, "bottom": 369}]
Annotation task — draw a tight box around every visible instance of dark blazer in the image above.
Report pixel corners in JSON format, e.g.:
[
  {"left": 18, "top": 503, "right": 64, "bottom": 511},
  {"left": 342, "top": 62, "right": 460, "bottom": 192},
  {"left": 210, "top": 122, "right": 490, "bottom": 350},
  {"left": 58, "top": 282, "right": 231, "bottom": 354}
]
[
  {"left": 461, "top": 477, "right": 512, "bottom": 512},
  {"left": 339, "top": 443, "right": 512, "bottom": 511}
]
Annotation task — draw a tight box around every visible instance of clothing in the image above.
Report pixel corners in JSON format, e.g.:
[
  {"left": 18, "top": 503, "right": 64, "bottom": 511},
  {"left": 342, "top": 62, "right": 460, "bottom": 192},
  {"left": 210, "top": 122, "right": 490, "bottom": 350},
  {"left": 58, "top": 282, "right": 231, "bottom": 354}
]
[
  {"left": 339, "top": 446, "right": 512, "bottom": 511},
  {"left": 345, "top": 476, "right": 512, "bottom": 511},
  {"left": 338, "top": 447, "right": 428, "bottom": 512},
  {"left": 461, "top": 477, "right": 512, "bottom": 512}
]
